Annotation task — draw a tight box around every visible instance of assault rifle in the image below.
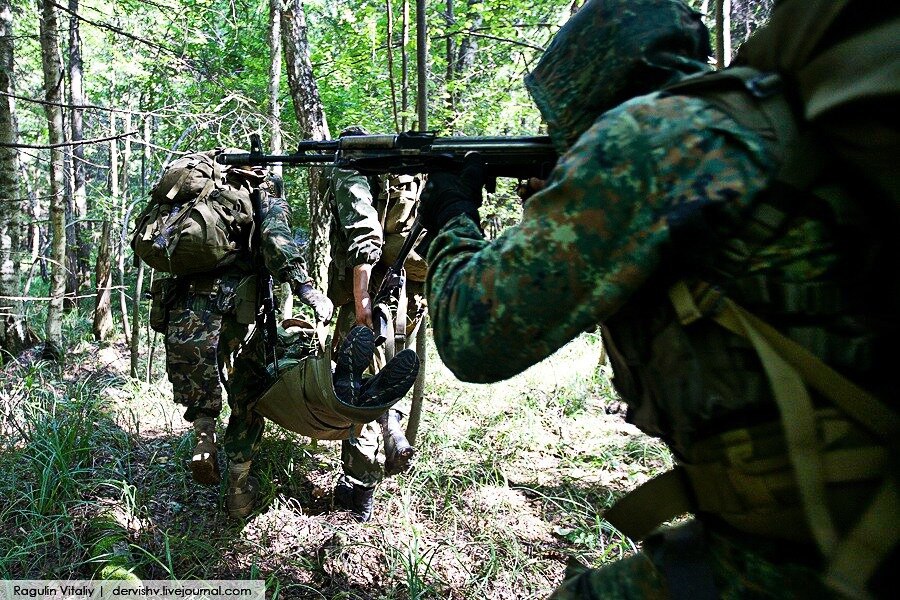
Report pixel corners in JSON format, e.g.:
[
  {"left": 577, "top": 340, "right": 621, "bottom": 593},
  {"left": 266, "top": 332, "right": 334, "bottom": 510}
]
[
  {"left": 216, "top": 131, "right": 558, "bottom": 193},
  {"left": 221, "top": 132, "right": 558, "bottom": 347}
]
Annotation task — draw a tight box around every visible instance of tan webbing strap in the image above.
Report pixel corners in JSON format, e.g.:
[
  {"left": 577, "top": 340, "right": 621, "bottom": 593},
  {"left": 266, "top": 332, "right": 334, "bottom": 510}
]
[
  {"left": 669, "top": 280, "right": 839, "bottom": 556},
  {"left": 395, "top": 276, "right": 408, "bottom": 351},
  {"left": 604, "top": 467, "right": 694, "bottom": 540},
  {"left": 826, "top": 478, "right": 900, "bottom": 599},
  {"left": 670, "top": 281, "right": 900, "bottom": 441},
  {"left": 163, "top": 163, "right": 195, "bottom": 200}
]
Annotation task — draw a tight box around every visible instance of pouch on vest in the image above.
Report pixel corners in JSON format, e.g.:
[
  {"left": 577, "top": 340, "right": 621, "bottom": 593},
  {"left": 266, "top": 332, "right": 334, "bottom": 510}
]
[
  {"left": 254, "top": 330, "right": 403, "bottom": 440},
  {"left": 234, "top": 275, "right": 258, "bottom": 325},
  {"left": 148, "top": 277, "right": 176, "bottom": 333}
]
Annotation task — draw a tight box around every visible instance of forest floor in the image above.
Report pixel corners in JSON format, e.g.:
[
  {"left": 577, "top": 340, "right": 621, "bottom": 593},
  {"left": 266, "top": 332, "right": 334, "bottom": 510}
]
[{"left": 0, "top": 327, "right": 672, "bottom": 599}]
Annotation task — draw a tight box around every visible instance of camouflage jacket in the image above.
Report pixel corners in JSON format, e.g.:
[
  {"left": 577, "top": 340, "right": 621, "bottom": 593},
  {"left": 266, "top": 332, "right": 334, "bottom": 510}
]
[
  {"left": 256, "top": 192, "right": 311, "bottom": 287},
  {"left": 426, "top": 92, "right": 777, "bottom": 383},
  {"left": 324, "top": 167, "right": 384, "bottom": 304}
]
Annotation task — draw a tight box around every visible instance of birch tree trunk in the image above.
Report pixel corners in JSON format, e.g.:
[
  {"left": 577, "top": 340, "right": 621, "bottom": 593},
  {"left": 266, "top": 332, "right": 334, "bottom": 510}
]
[
  {"left": 38, "top": 0, "right": 66, "bottom": 359},
  {"left": 268, "top": 0, "right": 283, "bottom": 172},
  {"left": 401, "top": 0, "right": 410, "bottom": 131},
  {"left": 68, "top": 0, "right": 88, "bottom": 297},
  {"left": 281, "top": 0, "right": 330, "bottom": 287},
  {"left": 93, "top": 221, "right": 113, "bottom": 341},
  {"left": 0, "top": 0, "right": 29, "bottom": 353},
  {"left": 416, "top": 0, "right": 427, "bottom": 131},
  {"left": 386, "top": 0, "right": 400, "bottom": 132},
  {"left": 715, "top": 0, "right": 732, "bottom": 68}
]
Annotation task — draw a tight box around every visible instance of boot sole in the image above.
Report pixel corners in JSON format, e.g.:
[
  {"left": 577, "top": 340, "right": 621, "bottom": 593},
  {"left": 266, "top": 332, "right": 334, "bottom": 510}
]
[
  {"left": 385, "top": 445, "right": 416, "bottom": 476},
  {"left": 190, "top": 455, "right": 221, "bottom": 486}
]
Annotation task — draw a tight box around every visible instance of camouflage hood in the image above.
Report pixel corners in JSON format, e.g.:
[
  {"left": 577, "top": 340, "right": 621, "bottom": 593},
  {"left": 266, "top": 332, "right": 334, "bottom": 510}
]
[{"left": 525, "top": 0, "right": 711, "bottom": 153}]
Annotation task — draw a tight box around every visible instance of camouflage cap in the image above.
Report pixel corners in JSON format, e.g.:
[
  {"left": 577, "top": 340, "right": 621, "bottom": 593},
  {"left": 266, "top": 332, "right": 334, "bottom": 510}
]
[{"left": 525, "top": 0, "right": 711, "bottom": 153}]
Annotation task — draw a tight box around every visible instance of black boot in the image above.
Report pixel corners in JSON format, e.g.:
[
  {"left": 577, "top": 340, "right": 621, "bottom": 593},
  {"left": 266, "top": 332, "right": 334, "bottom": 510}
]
[
  {"left": 358, "top": 349, "right": 419, "bottom": 407},
  {"left": 380, "top": 409, "right": 416, "bottom": 476},
  {"left": 334, "top": 326, "right": 375, "bottom": 405},
  {"left": 333, "top": 476, "right": 375, "bottom": 523}
]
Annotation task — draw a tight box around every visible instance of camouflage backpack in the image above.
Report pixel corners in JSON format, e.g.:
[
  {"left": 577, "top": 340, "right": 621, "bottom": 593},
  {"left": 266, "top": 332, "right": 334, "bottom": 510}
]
[
  {"left": 131, "top": 149, "right": 267, "bottom": 275},
  {"left": 375, "top": 173, "right": 427, "bottom": 282}
]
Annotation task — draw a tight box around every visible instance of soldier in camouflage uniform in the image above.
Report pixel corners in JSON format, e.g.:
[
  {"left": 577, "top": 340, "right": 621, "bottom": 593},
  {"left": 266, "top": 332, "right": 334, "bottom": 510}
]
[
  {"left": 163, "top": 179, "right": 333, "bottom": 518},
  {"left": 324, "top": 129, "right": 426, "bottom": 521},
  {"left": 420, "top": 0, "right": 895, "bottom": 597}
]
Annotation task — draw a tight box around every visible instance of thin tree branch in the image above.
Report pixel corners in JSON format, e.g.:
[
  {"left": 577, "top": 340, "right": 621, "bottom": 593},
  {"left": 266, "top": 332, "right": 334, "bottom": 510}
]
[
  {"left": 50, "top": 1, "right": 180, "bottom": 58},
  {"left": 0, "top": 131, "right": 138, "bottom": 149}
]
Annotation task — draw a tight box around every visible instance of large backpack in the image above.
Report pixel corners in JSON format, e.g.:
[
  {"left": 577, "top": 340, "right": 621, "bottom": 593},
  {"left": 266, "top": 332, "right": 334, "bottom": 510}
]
[{"left": 131, "top": 149, "right": 267, "bottom": 275}]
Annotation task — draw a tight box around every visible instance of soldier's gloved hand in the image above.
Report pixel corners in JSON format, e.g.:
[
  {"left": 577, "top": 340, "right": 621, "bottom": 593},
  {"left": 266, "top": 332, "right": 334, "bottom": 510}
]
[
  {"left": 419, "top": 153, "right": 486, "bottom": 233},
  {"left": 294, "top": 281, "right": 334, "bottom": 323}
]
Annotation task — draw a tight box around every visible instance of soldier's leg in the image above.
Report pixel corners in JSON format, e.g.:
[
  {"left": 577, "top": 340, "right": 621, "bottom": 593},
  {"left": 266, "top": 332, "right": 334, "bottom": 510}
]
[
  {"left": 218, "top": 317, "right": 269, "bottom": 464},
  {"left": 218, "top": 317, "right": 271, "bottom": 518},
  {"left": 165, "top": 294, "right": 223, "bottom": 422},
  {"left": 336, "top": 421, "right": 382, "bottom": 522},
  {"left": 164, "top": 294, "right": 223, "bottom": 485}
]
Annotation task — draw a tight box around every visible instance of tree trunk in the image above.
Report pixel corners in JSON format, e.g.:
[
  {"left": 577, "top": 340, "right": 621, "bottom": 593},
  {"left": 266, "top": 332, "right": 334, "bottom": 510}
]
[
  {"left": 129, "top": 114, "right": 153, "bottom": 375},
  {"left": 38, "top": 0, "right": 66, "bottom": 359},
  {"left": 93, "top": 220, "right": 113, "bottom": 341},
  {"left": 108, "top": 107, "right": 130, "bottom": 344},
  {"left": 268, "top": 0, "right": 283, "bottom": 175},
  {"left": 0, "top": 0, "right": 29, "bottom": 354},
  {"left": 68, "top": 0, "right": 89, "bottom": 301},
  {"left": 715, "top": 0, "right": 732, "bottom": 68},
  {"left": 444, "top": 0, "right": 455, "bottom": 117},
  {"left": 416, "top": 0, "right": 427, "bottom": 131},
  {"left": 401, "top": 0, "right": 410, "bottom": 131},
  {"left": 386, "top": 0, "right": 400, "bottom": 132},
  {"left": 281, "top": 0, "right": 331, "bottom": 287}
]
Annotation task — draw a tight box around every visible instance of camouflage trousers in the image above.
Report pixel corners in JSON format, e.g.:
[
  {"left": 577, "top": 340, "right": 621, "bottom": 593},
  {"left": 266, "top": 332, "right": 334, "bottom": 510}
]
[
  {"left": 333, "top": 279, "right": 425, "bottom": 486},
  {"left": 165, "top": 291, "right": 270, "bottom": 464},
  {"left": 549, "top": 520, "right": 837, "bottom": 600}
]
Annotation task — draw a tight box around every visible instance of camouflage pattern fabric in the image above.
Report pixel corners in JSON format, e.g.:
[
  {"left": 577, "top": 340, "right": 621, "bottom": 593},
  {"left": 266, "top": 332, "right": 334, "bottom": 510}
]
[
  {"left": 218, "top": 316, "right": 269, "bottom": 463},
  {"left": 524, "top": 0, "right": 710, "bottom": 153},
  {"left": 340, "top": 421, "right": 382, "bottom": 487},
  {"left": 425, "top": 92, "right": 776, "bottom": 384},
  {"left": 326, "top": 168, "right": 426, "bottom": 485},
  {"left": 324, "top": 167, "right": 384, "bottom": 306},
  {"left": 258, "top": 192, "right": 314, "bottom": 286},
  {"left": 165, "top": 294, "right": 223, "bottom": 422},
  {"left": 550, "top": 522, "right": 836, "bottom": 599},
  {"left": 163, "top": 193, "right": 311, "bottom": 463},
  {"left": 423, "top": 0, "right": 875, "bottom": 596}
]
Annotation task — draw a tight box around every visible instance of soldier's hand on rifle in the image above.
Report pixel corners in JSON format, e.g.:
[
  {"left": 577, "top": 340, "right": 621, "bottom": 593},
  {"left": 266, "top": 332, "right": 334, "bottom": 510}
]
[
  {"left": 419, "top": 153, "right": 486, "bottom": 233},
  {"left": 516, "top": 177, "right": 546, "bottom": 203},
  {"left": 294, "top": 281, "right": 334, "bottom": 323}
]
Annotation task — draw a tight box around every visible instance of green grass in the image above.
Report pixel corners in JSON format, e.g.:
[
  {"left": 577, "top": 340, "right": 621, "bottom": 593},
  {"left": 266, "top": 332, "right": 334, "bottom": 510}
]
[{"left": 0, "top": 329, "right": 671, "bottom": 598}]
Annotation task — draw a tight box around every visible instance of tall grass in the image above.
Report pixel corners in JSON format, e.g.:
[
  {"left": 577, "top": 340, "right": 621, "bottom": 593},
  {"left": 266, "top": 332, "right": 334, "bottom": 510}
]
[{"left": 0, "top": 329, "right": 671, "bottom": 598}]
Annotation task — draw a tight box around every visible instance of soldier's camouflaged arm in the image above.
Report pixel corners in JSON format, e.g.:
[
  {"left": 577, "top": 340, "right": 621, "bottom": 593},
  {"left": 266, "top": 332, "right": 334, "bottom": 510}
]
[
  {"left": 258, "top": 193, "right": 311, "bottom": 286},
  {"left": 425, "top": 94, "right": 775, "bottom": 383},
  {"left": 332, "top": 167, "right": 383, "bottom": 267}
]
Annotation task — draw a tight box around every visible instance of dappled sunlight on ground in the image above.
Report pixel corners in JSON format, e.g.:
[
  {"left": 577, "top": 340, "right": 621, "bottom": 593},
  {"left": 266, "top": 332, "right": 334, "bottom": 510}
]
[{"left": 1, "top": 331, "right": 669, "bottom": 598}]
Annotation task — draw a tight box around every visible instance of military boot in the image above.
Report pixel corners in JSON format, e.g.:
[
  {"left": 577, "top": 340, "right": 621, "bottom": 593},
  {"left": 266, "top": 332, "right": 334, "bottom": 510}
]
[
  {"left": 379, "top": 409, "right": 416, "bottom": 476},
  {"left": 225, "top": 460, "right": 258, "bottom": 519},
  {"left": 190, "top": 417, "right": 220, "bottom": 485},
  {"left": 333, "top": 475, "right": 375, "bottom": 523},
  {"left": 359, "top": 349, "right": 420, "bottom": 407},
  {"left": 333, "top": 326, "right": 376, "bottom": 405}
]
